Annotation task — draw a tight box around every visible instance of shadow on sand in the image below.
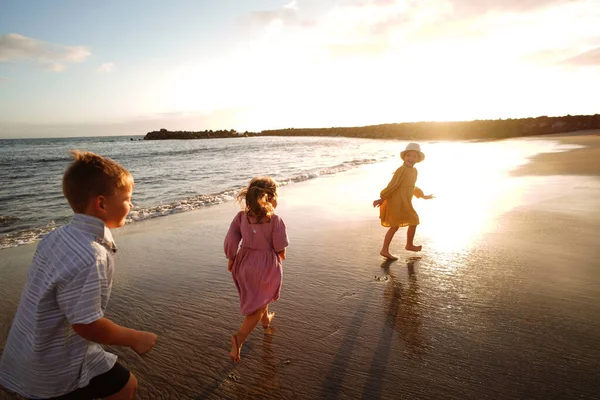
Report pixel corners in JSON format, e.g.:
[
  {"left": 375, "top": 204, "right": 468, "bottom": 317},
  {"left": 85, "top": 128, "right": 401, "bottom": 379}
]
[
  {"left": 361, "top": 257, "right": 426, "bottom": 399},
  {"left": 322, "top": 257, "right": 428, "bottom": 400}
]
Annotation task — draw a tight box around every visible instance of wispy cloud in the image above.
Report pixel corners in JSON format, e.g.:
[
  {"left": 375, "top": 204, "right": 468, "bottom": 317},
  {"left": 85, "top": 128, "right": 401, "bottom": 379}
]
[
  {"left": 241, "top": 1, "right": 303, "bottom": 31},
  {"left": 0, "top": 33, "right": 91, "bottom": 71},
  {"left": 96, "top": 62, "right": 115, "bottom": 73},
  {"left": 0, "top": 76, "right": 9, "bottom": 81},
  {"left": 560, "top": 47, "right": 600, "bottom": 66},
  {"left": 284, "top": 1, "right": 298, "bottom": 11},
  {"left": 450, "top": 0, "right": 569, "bottom": 16}
]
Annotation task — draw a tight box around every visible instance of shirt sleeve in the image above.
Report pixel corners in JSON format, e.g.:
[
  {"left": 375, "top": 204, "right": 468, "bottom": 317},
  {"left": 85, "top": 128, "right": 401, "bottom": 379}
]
[
  {"left": 224, "top": 211, "right": 243, "bottom": 259},
  {"left": 380, "top": 167, "right": 404, "bottom": 199},
  {"left": 413, "top": 187, "right": 424, "bottom": 198},
  {"left": 272, "top": 215, "right": 289, "bottom": 252},
  {"left": 56, "top": 257, "right": 110, "bottom": 325}
]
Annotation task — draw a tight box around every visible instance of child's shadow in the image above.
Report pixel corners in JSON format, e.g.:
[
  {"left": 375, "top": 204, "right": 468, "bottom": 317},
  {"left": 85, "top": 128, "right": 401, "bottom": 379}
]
[
  {"left": 254, "top": 333, "right": 281, "bottom": 393},
  {"left": 361, "top": 257, "right": 427, "bottom": 399},
  {"left": 381, "top": 256, "right": 426, "bottom": 357}
]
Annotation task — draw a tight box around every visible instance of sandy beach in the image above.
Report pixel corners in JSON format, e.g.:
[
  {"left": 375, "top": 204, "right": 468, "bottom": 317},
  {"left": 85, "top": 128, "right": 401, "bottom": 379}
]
[{"left": 1, "top": 132, "right": 600, "bottom": 400}]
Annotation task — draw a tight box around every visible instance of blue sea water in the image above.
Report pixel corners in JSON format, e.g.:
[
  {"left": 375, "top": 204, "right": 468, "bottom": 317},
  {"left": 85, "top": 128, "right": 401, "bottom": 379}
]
[{"left": 0, "top": 135, "right": 396, "bottom": 249}]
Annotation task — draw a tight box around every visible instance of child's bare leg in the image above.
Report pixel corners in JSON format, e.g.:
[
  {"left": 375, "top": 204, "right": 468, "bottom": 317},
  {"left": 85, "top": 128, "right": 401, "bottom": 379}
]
[
  {"left": 405, "top": 225, "right": 422, "bottom": 252},
  {"left": 230, "top": 305, "right": 267, "bottom": 362},
  {"left": 380, "top": 226, "right": 399, "bottom": 260},
  {"left": 106, "top": 373, "right": 138, "bottom": 400},
  {"left": 261, "top": 304, "right": 275, "bottom": 329}
]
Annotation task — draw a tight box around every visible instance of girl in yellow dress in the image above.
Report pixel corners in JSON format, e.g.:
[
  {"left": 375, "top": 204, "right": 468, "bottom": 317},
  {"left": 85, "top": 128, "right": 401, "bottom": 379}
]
[{"left": 373, "top": 143, "right": 434, "bottom": 259}]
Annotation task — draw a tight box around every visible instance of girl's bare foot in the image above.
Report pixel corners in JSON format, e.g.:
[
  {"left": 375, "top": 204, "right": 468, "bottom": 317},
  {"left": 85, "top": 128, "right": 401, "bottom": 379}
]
[
  {"left": 405, "top": 244, "right": 422, "bottom": 252},
  {"left": 262, "top": 312, "right": 275, "bottom": 329},
  {"left": 380, "top": 251, "right": 398, "bottom": 260},
  {"left": 230, "top": 334, "right": 242, "bottom": 363}
]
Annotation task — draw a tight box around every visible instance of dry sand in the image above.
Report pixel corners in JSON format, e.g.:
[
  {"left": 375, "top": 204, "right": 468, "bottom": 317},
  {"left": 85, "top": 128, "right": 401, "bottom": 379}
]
[{"left": 1, "top": 133, "right": 599, "bottom": 400}]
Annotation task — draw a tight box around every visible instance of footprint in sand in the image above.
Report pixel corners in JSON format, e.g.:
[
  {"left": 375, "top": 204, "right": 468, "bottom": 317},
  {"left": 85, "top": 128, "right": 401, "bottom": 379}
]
[{"left": 338, "top": 291, "right": 357, "bottom": 300}]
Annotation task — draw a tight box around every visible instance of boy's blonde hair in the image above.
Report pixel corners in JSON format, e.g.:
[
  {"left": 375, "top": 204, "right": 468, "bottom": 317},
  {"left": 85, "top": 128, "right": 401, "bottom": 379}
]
[
  {"left": 62, "top": 150, "right": 133, "bottom": 213},
  {"left": 237, "top": 177, "right": 278, "bottom": 223}
]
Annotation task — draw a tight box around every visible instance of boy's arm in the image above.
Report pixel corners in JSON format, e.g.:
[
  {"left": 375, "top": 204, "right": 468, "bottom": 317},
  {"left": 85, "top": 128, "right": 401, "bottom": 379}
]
[{"left": 72, "top": 317, "right": 157, "bottom": 355}]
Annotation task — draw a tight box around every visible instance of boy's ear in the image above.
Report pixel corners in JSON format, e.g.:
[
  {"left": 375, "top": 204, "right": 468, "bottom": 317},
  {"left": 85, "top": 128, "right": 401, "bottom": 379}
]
[{"left": 92, "top": 195, "right": 107, "bottom": 212}]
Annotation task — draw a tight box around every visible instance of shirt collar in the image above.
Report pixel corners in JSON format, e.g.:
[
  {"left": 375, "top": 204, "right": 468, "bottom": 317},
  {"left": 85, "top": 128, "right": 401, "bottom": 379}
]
[{"left": 71, "top": 214, "right": 118, "bottom": 253}]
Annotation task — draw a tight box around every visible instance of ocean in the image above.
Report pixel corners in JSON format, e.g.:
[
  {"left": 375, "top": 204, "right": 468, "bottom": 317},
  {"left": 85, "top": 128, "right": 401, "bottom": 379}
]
[{"left": 0, "top": 135, "right": 396, "bottom": 249}]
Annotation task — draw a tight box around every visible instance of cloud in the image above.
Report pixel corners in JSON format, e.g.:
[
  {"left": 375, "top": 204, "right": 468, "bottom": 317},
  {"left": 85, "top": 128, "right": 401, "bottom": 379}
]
[
  {"left": 0, "top": 76, "right": 9, "bottom": 82},
  {"left": 96, "top": 62, "right": 115, "bottom": 73},
  {"left": 284, "top": 1, "right": 298, "bottom": 10},
  {"left": 450, "top": 0, "right": 568, "bottom": 15},
  {"left": 560, "top": 47, "right": 600, "bottom": 66},
  {"left": 241, "top": 1, "right": 303, "bottom": 31},
  {"left": 0, "top": 33, "right": 91, "bottom": 71}
]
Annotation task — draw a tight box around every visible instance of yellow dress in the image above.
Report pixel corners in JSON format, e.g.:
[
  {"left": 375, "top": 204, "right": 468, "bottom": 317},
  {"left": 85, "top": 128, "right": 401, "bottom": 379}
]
[{"left": 379, "top": 164, "right": 423, "bottom": 227}]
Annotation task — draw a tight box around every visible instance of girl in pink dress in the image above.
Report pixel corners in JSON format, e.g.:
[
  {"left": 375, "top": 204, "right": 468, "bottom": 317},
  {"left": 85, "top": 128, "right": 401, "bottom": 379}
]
[{"left": 224, "top": 177, "right": 289, "bottom": 363}]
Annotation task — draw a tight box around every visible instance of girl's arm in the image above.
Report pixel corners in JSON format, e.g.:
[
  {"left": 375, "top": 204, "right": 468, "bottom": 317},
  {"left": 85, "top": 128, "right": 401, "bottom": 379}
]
[
  {"left": 380, "top": 167, "right": 404, "bottom": 199},
  {"left": 224, "top": 212, "right": 243, "bottom": 269},
  {"left": 273, "top": 216, "right": 289, "bottom": 261},
  {"left": 277, "top": 249, "right": 286, "bottom": 261},
  {"left": 414, "top": 186, "right": 434, "bottom": 199}
]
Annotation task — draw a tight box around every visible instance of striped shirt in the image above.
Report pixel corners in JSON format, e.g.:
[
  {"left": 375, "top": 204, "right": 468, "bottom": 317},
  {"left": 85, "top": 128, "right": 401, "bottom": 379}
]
[{"left": 0, "top": 214, "right": 118, "bottom": 399}]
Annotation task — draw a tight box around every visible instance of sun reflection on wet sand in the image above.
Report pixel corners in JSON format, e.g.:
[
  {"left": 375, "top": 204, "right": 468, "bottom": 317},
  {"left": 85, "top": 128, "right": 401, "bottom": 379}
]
[{"left": 414, "top": 139, "right": 583, "bottom": 253}]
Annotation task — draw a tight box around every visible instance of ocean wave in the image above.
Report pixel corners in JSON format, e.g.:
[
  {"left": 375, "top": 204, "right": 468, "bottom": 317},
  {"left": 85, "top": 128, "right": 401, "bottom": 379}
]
[
  {"left": 0, "top": 157, "right": 382, "bottom": 250},
  {"left": 0, "top": 216, "right": 19, "bottom": 228},
  {"left": 0, "top": 221, "right": 58, "bottom": 250}
]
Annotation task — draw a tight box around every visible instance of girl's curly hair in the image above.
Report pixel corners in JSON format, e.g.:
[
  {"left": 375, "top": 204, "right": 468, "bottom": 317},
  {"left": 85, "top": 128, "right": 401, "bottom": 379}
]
[{"left": 237, "top": 177, "right": 278, "bottom": 223}]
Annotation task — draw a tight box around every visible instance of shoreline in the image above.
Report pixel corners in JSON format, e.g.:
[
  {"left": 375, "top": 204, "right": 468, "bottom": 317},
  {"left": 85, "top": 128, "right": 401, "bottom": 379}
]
[{"left": 3, "top": 129, "right": 600, "bottom": 252}]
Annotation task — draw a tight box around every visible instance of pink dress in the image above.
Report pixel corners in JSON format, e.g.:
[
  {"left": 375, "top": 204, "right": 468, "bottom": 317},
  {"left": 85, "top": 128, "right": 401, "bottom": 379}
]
[{"left": 224, "top": 211, "right": 289, "bottom": 315}]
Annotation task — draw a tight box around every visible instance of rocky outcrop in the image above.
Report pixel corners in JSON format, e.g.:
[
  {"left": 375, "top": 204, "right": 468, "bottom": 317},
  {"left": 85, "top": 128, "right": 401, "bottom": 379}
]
[
  {"left": 260, "top": 114, "right": 600, "bottom": 140},
  {"left": 144, "top": 114, "right": 600, "bottom": 141},
  {"left": 143, "top": 129, "right": 259, "bottom": 140}
]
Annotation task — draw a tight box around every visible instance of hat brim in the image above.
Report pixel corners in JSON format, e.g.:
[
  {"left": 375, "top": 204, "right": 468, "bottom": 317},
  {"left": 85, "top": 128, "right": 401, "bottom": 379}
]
[{"left": 401, "top": 150, "right": 425, "bottom": 163}]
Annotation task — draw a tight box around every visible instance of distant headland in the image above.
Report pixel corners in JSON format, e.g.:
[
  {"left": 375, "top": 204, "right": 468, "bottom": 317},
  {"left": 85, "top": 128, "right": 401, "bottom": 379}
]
[{"left": 143, "top": 114, "right": 600, "bottom": 141}]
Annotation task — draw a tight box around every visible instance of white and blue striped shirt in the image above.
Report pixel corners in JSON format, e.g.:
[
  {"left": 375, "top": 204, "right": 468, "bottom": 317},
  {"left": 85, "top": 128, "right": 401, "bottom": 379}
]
[{"left": 0, "top": 214, "right": 119, "bottom": 399}]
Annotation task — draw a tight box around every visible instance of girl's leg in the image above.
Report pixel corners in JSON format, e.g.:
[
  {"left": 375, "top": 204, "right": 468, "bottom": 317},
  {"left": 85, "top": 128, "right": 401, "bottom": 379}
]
[
  {"left": 230, "top": 305, "right": 268, "bottom": 362},
  {"left": 405, "top": 225, "right": 422, "bottom": 252},
  {"left": 261, "top": 304, "right": 275, "bottom": 329},
  {"left": 380, "top": 226, "right": 400, "bottom": 260}
]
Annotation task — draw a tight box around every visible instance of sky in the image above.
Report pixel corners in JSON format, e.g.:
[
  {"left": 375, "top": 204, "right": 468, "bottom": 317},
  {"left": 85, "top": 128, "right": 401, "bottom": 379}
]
[{"left": 1, "top": 0, "right": 599, "bottom": 138}]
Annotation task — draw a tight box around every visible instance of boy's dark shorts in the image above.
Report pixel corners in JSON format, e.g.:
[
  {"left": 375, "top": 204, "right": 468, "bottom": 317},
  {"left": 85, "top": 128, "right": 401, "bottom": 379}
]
[{"left": 29, "top": 362, "right": 130, "bottom": 400}]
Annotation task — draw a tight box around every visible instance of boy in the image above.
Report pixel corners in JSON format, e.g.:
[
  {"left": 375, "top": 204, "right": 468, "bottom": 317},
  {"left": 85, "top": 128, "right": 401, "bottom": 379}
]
[{"left": 0, "top": 151, "right": 157, "bottom": 400}]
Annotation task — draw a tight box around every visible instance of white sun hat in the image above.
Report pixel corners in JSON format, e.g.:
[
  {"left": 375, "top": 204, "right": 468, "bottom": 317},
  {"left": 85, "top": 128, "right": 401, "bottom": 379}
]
[{"left": 400, "top": 142, "right": 425, "bottom": 163}]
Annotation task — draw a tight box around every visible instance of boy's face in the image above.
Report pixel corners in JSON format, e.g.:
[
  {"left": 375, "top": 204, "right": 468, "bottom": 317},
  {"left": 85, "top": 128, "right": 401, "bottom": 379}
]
[
  {"left": 403, "top": 151, "right": 420, "bottom": 167},
  {"left": 101, "top": 185, "right": 134, "bottom": 228}
]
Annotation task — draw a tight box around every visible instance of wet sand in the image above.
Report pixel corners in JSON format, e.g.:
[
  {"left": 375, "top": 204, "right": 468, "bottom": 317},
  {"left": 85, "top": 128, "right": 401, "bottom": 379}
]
[{"left": 1, "top": 133, "right": 600, "bottom": 399}]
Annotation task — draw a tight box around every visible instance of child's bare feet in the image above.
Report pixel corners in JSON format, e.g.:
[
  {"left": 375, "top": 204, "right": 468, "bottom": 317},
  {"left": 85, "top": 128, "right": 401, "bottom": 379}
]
[
  {"left": 262, "top": 312, "right": 275, "bottom": 329},
  {"left": 230, "top": 334, "right": 242, "bottom": 363},
  {"left": 405, "top": 245, "right": 422, "bottom": 252},
  {"left": 380, "top": 251, "right": 398, "bottom": 260}
]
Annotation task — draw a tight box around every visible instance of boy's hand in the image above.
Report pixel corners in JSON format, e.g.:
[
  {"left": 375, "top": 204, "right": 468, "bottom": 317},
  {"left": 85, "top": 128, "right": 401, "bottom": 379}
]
[
  {"left": 373, "top": 199, "right": 383, "bottom": 207},
  {"left": 131, "top": 331, "right": 157, "bottom": 355},
  {"left": 228, "top": 259, "right": 234, "bottom": 272}
]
